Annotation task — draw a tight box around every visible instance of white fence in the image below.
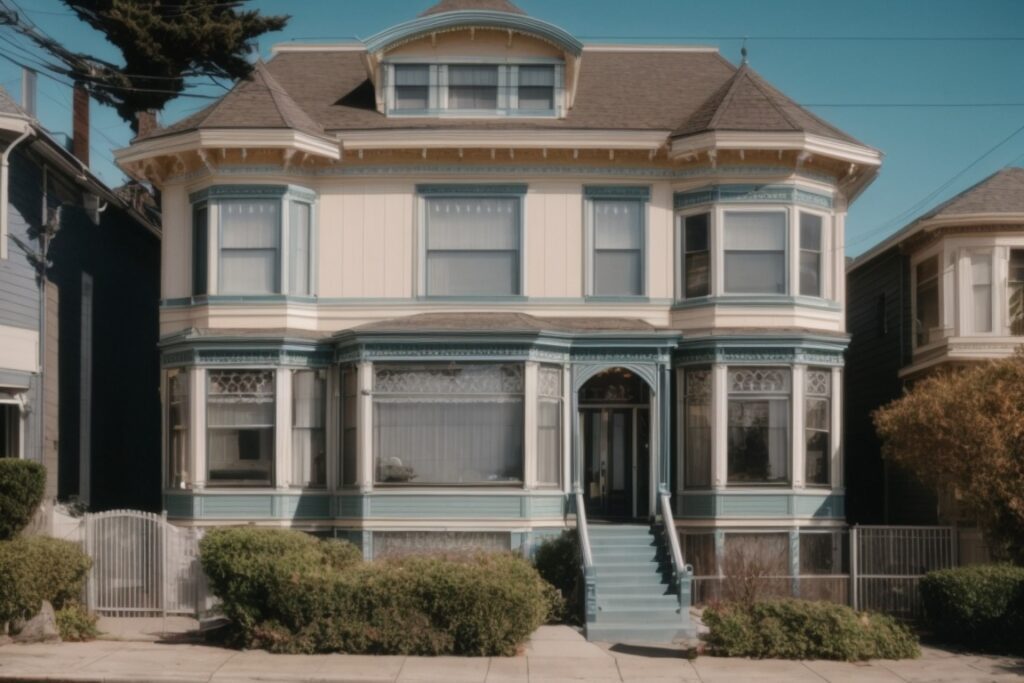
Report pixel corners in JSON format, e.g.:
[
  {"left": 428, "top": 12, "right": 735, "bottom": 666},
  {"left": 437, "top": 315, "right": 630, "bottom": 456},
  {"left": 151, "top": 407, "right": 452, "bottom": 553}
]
[{"left": 82, "top": 510, "right": 208, "bottom": 617}]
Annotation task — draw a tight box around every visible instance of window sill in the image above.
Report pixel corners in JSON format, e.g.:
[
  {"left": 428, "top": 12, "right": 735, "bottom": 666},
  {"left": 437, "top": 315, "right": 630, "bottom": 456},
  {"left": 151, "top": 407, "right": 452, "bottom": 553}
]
[
  {"left": 387, "top": 108, "right": 558, "bottom": 119},
  {"left": 584, "top": 295, "right": 649, "bottom": 304},
  {"left": 416, "top": 295, "right": 527, "bottom": 303},
  {"left": 672, "top": 295, "right": 840, "bottom": 311}
]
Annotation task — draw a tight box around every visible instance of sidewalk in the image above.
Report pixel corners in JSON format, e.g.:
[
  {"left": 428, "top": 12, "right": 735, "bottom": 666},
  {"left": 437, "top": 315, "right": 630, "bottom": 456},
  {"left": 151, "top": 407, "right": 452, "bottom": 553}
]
[{"left": 0, "top": 624, "right": 1022, "bottom": 682}]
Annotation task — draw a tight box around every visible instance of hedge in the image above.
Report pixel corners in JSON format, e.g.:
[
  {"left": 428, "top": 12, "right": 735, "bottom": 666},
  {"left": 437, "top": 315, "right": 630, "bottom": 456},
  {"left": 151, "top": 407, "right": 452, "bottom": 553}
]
[
  {"left": 0, "top": 459, "right": 46, "bottom": 540},
  {"left": 200, "top": 527, "right": 556, "bottom": 656},
  {"left": 533, "top": 532, "right": 579, "bottom": 624},
  {"left": 0, "top": 536, "right": 92, "bottom": 626},
  {"left": 920, "top": 564, "right": 1024, "bottom": 654},
  {"left": 703, "top": 599, "right": 920, "bottom": 661}
]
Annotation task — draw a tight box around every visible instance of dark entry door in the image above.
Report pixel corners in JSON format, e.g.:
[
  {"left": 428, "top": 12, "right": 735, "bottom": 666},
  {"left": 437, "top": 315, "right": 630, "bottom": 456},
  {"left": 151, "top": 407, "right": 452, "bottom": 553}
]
[{"left": 583, "top": 407, "right": 646, "bottom": 519}]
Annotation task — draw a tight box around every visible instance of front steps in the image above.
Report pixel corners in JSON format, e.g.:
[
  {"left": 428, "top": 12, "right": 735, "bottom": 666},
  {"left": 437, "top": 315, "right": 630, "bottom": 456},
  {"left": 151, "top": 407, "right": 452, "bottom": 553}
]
[{"left": 585, "top": 524, "right": 690, "bottom": 644}]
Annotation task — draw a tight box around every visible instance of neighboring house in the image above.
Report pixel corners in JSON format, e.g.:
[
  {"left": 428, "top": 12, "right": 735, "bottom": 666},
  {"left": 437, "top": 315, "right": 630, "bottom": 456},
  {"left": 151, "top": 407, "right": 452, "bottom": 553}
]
[
  {"left": 116, "top": 0, "right": 880, "bottom": 640},
  {"left": 0, "top": 83, "right": 162, "bottom": 512},
  {"left": 846, "top": 166, "right": 1024, "bottom": 532}
]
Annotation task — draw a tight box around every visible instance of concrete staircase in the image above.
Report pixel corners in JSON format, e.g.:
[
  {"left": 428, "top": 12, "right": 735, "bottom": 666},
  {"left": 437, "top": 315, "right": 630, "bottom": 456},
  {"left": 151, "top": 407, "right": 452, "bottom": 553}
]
[{"left": 585, "top": 524, "right": 688, "bottom": 644}]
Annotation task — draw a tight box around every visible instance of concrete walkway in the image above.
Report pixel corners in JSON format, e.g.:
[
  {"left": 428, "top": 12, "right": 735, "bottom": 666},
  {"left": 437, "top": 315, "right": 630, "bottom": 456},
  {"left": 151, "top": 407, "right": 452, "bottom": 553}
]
[{"left": 0, "top": 624, "right": 1021, "bottom": 682}]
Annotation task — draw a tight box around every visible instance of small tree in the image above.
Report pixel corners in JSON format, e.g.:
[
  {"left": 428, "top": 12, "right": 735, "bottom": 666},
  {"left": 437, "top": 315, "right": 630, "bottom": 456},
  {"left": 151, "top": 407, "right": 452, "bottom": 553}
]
[
  {"left": 0, "top": 460, "right": 46, "bottom": 540},
  {"left": 873, "top": 353, "right": 1024, "bottom": 563}
]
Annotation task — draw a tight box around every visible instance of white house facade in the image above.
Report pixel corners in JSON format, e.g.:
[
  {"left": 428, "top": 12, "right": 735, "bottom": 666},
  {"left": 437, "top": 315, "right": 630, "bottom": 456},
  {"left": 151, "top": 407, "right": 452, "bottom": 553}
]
[{"left": 118, "top": 0, "right": 881, "bottom": 641}]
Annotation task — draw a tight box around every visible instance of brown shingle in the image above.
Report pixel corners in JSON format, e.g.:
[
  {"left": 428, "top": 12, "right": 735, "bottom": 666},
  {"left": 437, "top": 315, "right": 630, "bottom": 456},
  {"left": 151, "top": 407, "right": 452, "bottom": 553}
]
[
  {"left": 419, "top": 0, "right": 526, "bottom": 16},
  {"left": 920, "top": 167, "right": 1024, "bottom": 219}
]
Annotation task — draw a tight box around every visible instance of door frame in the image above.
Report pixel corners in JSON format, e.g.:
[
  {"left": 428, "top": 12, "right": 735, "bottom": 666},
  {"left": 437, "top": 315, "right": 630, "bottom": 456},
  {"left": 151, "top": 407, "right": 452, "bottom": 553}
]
[{"left": 579, "top": 405, "right": 647, "bottom": 519}]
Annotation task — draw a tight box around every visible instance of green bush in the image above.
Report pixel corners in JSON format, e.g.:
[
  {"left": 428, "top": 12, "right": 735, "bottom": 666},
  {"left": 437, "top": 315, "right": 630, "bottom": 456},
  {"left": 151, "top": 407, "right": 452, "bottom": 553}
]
[
  {"left": 533, "top": 532, "right": 579, "bottom": 624},
  {"left": 55, "top": 601, "right": 99, "bottom": 641},
  {"left": 200, "top": 527, "right": 554, "bottom": 656},
  {"left": 0, "top": 536, "right": 92, "bottom": 625},
  {"left": 0, "top": 460, "right": 46, "bottom": 540},
  {"left": 920, "top": 564, "right": 1024, "bottom": 654},
  {"left": 703, "top": 599, "right": 920, "bottom": 661}
]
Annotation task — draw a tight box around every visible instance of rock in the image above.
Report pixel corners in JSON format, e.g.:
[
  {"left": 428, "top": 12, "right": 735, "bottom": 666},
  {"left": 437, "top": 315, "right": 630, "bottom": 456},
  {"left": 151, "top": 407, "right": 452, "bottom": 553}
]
[{"left": 12, "top": 601, "right": 61, "bottom": 644}]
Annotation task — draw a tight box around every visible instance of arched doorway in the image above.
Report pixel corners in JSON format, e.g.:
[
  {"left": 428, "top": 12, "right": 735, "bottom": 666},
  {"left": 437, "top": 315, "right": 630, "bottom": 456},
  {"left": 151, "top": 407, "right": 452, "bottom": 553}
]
[{"left": 578, "top": 367, "right": 652, "bottom": 520}]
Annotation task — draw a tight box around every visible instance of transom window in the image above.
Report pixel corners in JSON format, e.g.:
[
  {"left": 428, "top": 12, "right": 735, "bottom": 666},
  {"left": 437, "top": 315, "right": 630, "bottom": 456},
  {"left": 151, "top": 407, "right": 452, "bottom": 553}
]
[
  {"left": 723, "top": 211, "right": 787, "bottom": 294},
  {"left": 423, "top": 194, "right": 522, "bottom": 297},
  {"left": 727, "top": 367, "right": 790, "bottom": 485},
  {"left": 372, "top": 363, "right": 524, "bottom": 485},
  {"left": 914, "top": 256, "right": 939, "bottom": 346}
]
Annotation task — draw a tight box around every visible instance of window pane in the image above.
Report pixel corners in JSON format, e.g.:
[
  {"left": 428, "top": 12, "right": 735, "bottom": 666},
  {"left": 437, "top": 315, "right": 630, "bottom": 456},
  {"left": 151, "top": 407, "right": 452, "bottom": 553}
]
[
  {"left": 207, "top": 370, "right": 275, "bottom": 486},
  {"left": 289, "top": 202, "right": 311, "bottom": 296},
  {"left": 340, "top": 365, "right": 358, "bottom": 487},
  {"left": 684, "top": 368, "right": 711, "bottom": 488},
  {"left": 448, "top": 65, "right": 499, "bottom": 86},
  {"left": 292, "top": 369, "right": 325, "bottom": 488},
  {"left": 537, "top": 365, "right": 562, "bottom": 487},
  {"left": 800, "top": 251, "right": 821, "bottom": 297},
  {"left": 724, "top": 252, "right": 786, "bottom": 294},
  {"left": 192, "top": 204, "right": 207, "bottom": 296},
  {"left": 373, "top": 364, "right": 524, "bottom": 485},
  {"left": 685, "top": 213, "right": 709, "bottom": 251},
  {"left": 594, "top": 201, "right": 642, "bottom": 248},
  {"left": 518, "top": 65, "right": 555, "bottom": 86},
  {"left": 220, "top": 200, "right": 279, "bottom": 294},
  {"left": 971, "top": 253, "right": 992, "bottom": 333},
  {"left": 594, "top": 251, "right": 641, "bottom": 296},
  {"left": 167, "top": 371, "right": 189, "bottom": 488},
  {"left": 915, "top": 257, "right": 939, "bottom": 345},
  {"left": 0, "top": 404, "right": 18, "bottom": 459},
  {"left": 683, "top": 214, "right": 710, "bottom": 298},
  {"left": 723, "top": 212, "right": 786, "bottom": 250},
  {"left": 394, "top": 65, "right": 430, "bottom": 110},
  {"left": 800, "top": 213, "right": 823, "bottom": 251},
  {"left": 727, "top": 399, "right": 789, "bottom": 484},
  {"left": 220, "top": 250, "right": 277, "bottom": 294},
  {"left": 449, "top": 66, "right": 498, "bottom": 109},
  {"left": 805, "top": 429, "right": 829, "bottom": 485},
  {"left": 427, "top": 252, "right": 518, "bottom": 296},
  {"left": 1011, "top": 250, "right": 1024, "bottom": 335},
  {"left": 395, "top": 65, "right": 430, "bottom": 85},
  {"left": 518, "top": 67, "right": 555, "bottom": 111},
  {"left": 425, "top": 197, "right": 520, "bottom": 296}
]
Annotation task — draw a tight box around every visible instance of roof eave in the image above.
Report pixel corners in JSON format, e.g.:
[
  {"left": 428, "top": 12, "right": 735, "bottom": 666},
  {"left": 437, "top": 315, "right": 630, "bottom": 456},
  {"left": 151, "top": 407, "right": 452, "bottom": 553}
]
[
  {"left": 116, "top": 128, "right": 341, "bottom": 168},
  {"left": 669, "top": 130, "right": 882, "bottom": 168}
]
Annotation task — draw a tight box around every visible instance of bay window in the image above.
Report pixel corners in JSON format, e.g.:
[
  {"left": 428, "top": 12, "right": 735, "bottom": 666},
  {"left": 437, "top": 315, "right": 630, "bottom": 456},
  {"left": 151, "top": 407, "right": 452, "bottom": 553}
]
[
  {"left": 682, "top": 213, "right": 710, "bottom": 298},
  {"left": 292, "top": 369, "right": 326, "bottom": 488},
  {"left": 167, "top": 370, "right": 189, "bottom": 489},
  {"left": 799, "top": 213, "right": 823, "bottom": 297},
  {"left": 723, "top": 211, "right": 787, "bottom": 294},
  {"left": 373, "top": 363, "right": 524, "bottom": 485},
  {"left": 219, "top": 200, "right": 279, "bottom": 295},
  {"left": 207, "top": 370, "right": 275, "bottom": 486},
  {"left": 683, "top": 367, "right": 711, "bottom": 488},
  {"left": 1010, "top": 250, "right": 1024, "bottom": 335},
  {"left": 914, "top": 256, "right": 939, "bottom": 346},
  {"left": 591, "top": 198, "right": 644, "bottom": 296},
  {"left": 536, "top": 365, "right": 562, "bottom": 487},
  {"left": 804, "top": 369, "right": 830, "bottom": 486},
  {"left": 423, "top": 195, "right": 521, "bottom": 297},
  {"left": 727, "top": 367, "right": 790, "bottom": 485}
]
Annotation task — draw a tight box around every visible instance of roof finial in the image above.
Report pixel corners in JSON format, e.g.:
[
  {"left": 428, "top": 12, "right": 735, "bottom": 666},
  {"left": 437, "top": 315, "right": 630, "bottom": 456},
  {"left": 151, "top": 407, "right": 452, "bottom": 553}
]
[{"left": 740, "top": 37, "right": 748, "bottom": 65}]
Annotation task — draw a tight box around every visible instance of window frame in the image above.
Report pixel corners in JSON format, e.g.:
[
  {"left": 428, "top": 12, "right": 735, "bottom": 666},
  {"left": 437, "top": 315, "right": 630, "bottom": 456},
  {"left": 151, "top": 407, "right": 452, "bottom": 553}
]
[
  {"left": 912, "top": 252, "right": 941, "bottom": 348},
  {"left": 205, "top": 368, "right": 277, "bottom": 488},
  {"left": 721, "top": 207, "right": 790, "bottom": 296},
  {"left": 725, "top": 366, "right": 792, "bottom": 487},
  {"left": 798, "top": 211, "right": 825, "bottom": 298},
  {"left": 0, "top": 397, "right": 25, "bottom": 460},
  {"left": 416, "top": 185, "right": 527, "bottom": 300},
  {"left": 536, "top": 364, "right": 563, "bottom": 489},
  {"left": 803, "top": 368, "right": 831, "bottom": 488},
  {"left": 584, "top": 186, "right": 650, "bottom": 299},
  {"left": 678, "top": 210, "right": 712, "bottom": 300},
  {"left": 291, "top": 368, "right": 327, "bottom": 490}
]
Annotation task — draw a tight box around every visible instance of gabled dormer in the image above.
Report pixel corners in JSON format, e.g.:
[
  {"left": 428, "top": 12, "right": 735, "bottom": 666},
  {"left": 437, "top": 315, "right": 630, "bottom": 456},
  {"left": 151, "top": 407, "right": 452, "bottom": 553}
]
[{"left": 361, "top": 0, "right": 583, "bottom": 118}]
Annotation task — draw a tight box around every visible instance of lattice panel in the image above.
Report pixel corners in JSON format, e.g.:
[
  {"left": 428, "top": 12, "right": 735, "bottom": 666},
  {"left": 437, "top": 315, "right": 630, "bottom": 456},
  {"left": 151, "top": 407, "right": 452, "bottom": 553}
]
[
  {"left": 728, "top": 367, "right": 790, "bottom": 394},
  {"left": 208, "top": 370, "right": 274, "bottom": 400},
  {"left": 806, "top": 370, "right": 831, "bottom": 397},
  {"left": 538, "top": 365, "right": 563, "bottom": 398},
  {"left": 685, "top": 369, "right": 711, "bottom": 401},
  {"left": 374, "top": 363, "right": 524, "bottom": 395}
]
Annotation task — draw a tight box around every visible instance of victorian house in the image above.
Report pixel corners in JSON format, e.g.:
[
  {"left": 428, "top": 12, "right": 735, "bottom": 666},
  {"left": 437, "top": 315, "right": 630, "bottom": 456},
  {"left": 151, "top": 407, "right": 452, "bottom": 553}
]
[{"left": 117, "top": 0, "right": 880, "bottom": 641}]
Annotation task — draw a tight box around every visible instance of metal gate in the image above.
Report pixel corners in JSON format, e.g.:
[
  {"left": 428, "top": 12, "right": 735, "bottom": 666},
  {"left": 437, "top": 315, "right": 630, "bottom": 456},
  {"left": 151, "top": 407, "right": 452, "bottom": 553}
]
[
  {"left": 851, "top": 525, "right": 956, "bottom": 619},
  {"left": 82, "top": 510, "right": 206, "bottom": 617}
]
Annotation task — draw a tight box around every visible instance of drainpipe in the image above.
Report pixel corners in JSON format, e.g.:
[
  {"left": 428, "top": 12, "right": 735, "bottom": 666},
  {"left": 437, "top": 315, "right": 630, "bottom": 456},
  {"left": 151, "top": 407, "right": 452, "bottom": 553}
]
[{"left": 1, "top": 127, "right": 33, "bottom": 260}]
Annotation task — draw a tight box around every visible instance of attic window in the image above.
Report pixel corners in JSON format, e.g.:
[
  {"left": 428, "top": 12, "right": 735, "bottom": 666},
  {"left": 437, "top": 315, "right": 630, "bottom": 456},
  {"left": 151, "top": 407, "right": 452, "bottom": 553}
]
[{"left": 385, "top": 62, "right": 562, "bottom": 117}]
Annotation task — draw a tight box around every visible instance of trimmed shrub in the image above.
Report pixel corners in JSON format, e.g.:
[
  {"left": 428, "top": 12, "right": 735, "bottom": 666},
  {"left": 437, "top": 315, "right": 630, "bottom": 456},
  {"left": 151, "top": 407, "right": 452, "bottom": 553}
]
[
  {"left": 533, "top": 532, "right": 579, "bottom": 624},
  {"left": 703, "top": 599, "right": 920, "bottom": 661},
  {"left": 920, "top": 564, "right": 1024, "bottom": 654},
  {"left": 200, "top": 527, "right": 554, "bottom": 656},
  {"left": 0, "top": 459, "right": 46, "bottom": 540},
  {"left": 0, "top": 536, "right": 92, "bottom": 625},
  {"left": 56, "top": 601, "right": 99, "bottom": 641}
]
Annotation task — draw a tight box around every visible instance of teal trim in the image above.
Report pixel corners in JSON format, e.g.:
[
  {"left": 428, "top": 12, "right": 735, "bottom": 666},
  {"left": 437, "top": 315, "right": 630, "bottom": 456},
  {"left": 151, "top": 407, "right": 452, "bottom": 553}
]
[
  {"left": 676, "top": 492, "right": 845, "bottom": 519},
  {"left": 673, "top": 334, "right": 848, "bottom": 367},
  {"left": 671, "top": 295, "right": 841, "bottom": 312},
  {"left": 416, "top": 183, "right": 528, "bottom": 196},
  {"left": 188, "top": 184, "right": 318, "bottom": 204},
  {"left": 0, "top": 369, "right": 33, "bottom": 388},
  {"left": 363, "top": 10, "right": 583, "bottom": 56},
  {"left": 674, "top": 184, "right": 833, "bottom": 210},
  {"left": 160, "top": 295, "right": 677, "bottom": 308},
  {"left": 583, "top": 185, "right": 651, "bottom": 201}
]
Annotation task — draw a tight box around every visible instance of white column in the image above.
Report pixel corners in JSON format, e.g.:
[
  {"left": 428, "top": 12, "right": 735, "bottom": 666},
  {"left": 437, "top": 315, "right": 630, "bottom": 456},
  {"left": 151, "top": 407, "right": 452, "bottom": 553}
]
[
  {"left": 955, "top": 248, "right": 970, "bottom": 336},
  {"left": 274, "top": 368, "right": 292, "bottom": 489},
  {"left": 788, "top": 208, "right": 800, "bottom": 296},
  {"left": 831, "top": 367, "right": 843, "bottom": 489},
  {"left": 207, "top": 202, "right": 218, "bottom": 295},
  {"left": 995, "top": 246, "right": 1010, "bottom": 335},
  {"left": 792, "top": 364, "right": 806, "bottom": 489},
  {"left": 325, "top": 366, "right": 339, "bottom": 491},
  {"left": 834, "top": 211, "right": 846, "bottom": 312},
  {"left": 189, "top": 367, "right": 206, "bottom": 490},
  {"left": 523, "top": 361, "right": 539, "bottom": 490},
  {"left": 712, "top": 207, "right": 724, "bottom": 296},
  {"left": 562, "top": 363, "right": 572, "bottom": 493},
  {"left": 357, "top": 361, "right": 373, "bottom": 492},
  {"left": 712, "top": 363, "right": 728, "bottom": 489}
]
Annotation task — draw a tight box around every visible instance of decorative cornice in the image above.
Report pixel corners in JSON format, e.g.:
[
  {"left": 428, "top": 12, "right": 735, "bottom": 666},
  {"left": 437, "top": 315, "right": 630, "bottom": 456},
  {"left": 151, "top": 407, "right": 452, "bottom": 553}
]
[
  {"left": 583, "top": 185, "right": 651, "bottom": 201},
  {"left": 673, "top": 335, "right": 848, "bottom": 367},
  {"left": 674, "top": 184, "right": 833, "bottom": 210},
  {"left": 188, "top": 183, "right": 318, "bottom": 204},
  {"left": 415, "top": 183, "right": 529, "bottom": 196},
  {"left": 671, "top": 295, "right": 841, "bottom": 312}
]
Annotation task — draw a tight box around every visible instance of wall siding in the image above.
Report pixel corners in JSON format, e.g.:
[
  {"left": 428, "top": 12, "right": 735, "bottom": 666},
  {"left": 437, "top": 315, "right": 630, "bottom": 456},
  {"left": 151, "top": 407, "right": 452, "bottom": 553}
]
[{"left": 0, "top": 151, "right": 42, "bottom": 331}]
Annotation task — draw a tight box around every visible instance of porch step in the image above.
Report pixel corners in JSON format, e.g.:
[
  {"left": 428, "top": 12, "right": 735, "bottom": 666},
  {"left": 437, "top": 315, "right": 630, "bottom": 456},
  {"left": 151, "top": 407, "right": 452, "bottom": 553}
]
[
  {"left": 585, "top": 622, "right": 687, "bottom": 645},
  {"left": 598, "top": 596, "right": 680, "bottom": 610}
]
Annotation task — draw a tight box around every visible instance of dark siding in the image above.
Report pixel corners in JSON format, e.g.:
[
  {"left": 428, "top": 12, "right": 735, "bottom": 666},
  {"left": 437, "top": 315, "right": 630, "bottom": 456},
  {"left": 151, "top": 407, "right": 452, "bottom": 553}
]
[
  {"left": 844, "top": 247, "right": 913, "bottom": 523},
  {"left": 48, "top": 203, "right": 161, "bottom": 511},
  {"left": 0, "top": 151, "right": 42, "bottom": 330}
]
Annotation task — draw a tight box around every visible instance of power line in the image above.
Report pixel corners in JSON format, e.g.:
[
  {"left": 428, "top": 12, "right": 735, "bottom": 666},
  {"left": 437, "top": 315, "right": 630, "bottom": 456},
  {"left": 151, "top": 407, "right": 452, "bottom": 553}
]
[
  {"left": 805, "top": 103, "right": 1024, "bottom": 109},
  {"left": 578, "top": 35, "right": 1024, "bottom": 41}
]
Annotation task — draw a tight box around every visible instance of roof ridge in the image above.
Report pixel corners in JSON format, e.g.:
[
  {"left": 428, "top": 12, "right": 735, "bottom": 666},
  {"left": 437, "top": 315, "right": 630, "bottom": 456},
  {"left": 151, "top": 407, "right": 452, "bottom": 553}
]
[
  {"left": 739, "top": 65, "right": 802, "bottom": 132},
  {"left": 705, "top": 63, "right": 746, "bottom": 131},
  {"left": 253, "top": 62, "right": 323, "bottom": 134}
]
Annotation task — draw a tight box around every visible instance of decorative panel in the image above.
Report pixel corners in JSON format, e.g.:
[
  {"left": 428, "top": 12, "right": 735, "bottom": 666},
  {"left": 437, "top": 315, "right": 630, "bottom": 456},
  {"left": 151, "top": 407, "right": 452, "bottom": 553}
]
[{"left": 728, "top": 367, "right": 791, "bottom": 394}]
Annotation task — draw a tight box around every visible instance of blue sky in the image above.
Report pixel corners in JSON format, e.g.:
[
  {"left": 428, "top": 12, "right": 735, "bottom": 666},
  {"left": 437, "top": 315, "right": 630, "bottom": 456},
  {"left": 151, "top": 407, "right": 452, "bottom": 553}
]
[{"left": 2, "top": 0, "right": 1023, "bottom": 256}]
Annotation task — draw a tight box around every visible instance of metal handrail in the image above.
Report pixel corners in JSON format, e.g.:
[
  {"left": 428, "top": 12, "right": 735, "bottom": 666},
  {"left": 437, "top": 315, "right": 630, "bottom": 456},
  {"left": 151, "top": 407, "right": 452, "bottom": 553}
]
[
  {"left": 660, "top": 492, "right": 686, "bottom": 586},
  {"left": 575, "top": 491, "right": 594, "bottom": 569}
]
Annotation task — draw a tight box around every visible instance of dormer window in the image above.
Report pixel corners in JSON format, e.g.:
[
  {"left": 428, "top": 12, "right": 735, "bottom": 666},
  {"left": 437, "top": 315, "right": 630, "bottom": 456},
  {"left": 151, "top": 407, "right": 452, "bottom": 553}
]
[{"left": 385, "top": 62, "right": 563, "bottom": 117}]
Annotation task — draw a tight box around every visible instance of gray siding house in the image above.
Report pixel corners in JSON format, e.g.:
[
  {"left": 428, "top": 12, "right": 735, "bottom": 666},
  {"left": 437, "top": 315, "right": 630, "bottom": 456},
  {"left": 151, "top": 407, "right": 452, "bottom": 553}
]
[{"left": 0, "top": 83, "right": 162, "bottom": 510}]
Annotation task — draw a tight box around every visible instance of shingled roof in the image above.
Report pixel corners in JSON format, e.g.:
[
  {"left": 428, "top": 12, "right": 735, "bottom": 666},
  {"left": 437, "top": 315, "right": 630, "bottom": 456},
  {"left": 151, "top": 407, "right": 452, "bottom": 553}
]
[
  {"left": 0, "top": 85, "right": 29, "bottom": 118},
  {"left": 420, "top": 0, "right": 525, "bottom": 15},
  {"left": 918, "top": 167, "right": 1024, "bottom": 219},
  {"left": 674, "top": 63, "right": 862, "bottom": 145}
]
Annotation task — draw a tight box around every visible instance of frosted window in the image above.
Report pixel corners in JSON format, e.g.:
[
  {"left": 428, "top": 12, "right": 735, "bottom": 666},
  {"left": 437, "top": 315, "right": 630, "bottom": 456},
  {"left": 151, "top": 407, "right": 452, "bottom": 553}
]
[
  {"left": 289, "top": 202, "right": 312, "bottom": 296},
  {"left": 207, "top": 370, "right": 275, "bottom": 486},
  {"left": 970, "top": 252, "right": 992, "bottom": 333},
  {"left": 724, "top": 211, "right": 786, "bottom": 294},
  {"left": 593, "top": 199, "right": 643, "bottom": 296},
  {"left": 219, "top": 200, "right": 279, "bottom": 294},
  {"left": 425, "top": 197, "right": 520, "bottom": 296},
  {"left": 292, "top": 369, "right": 326, "bottom": 488},
  {"left": 373, "top": 364, "right": 524, "bottom": 485}
]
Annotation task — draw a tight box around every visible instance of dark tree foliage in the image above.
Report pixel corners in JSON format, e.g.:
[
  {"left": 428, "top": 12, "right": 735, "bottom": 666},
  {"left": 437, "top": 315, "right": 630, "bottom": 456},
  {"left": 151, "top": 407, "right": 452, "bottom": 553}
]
[{"left": 2, "top": 0, "right": 288, "bottom": 129}]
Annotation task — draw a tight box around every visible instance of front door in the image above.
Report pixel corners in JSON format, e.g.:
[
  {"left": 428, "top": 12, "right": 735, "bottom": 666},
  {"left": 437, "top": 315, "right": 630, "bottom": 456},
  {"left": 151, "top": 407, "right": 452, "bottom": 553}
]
[{"left": 582, "top": 407, "right": 650, "bottom": 519}]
